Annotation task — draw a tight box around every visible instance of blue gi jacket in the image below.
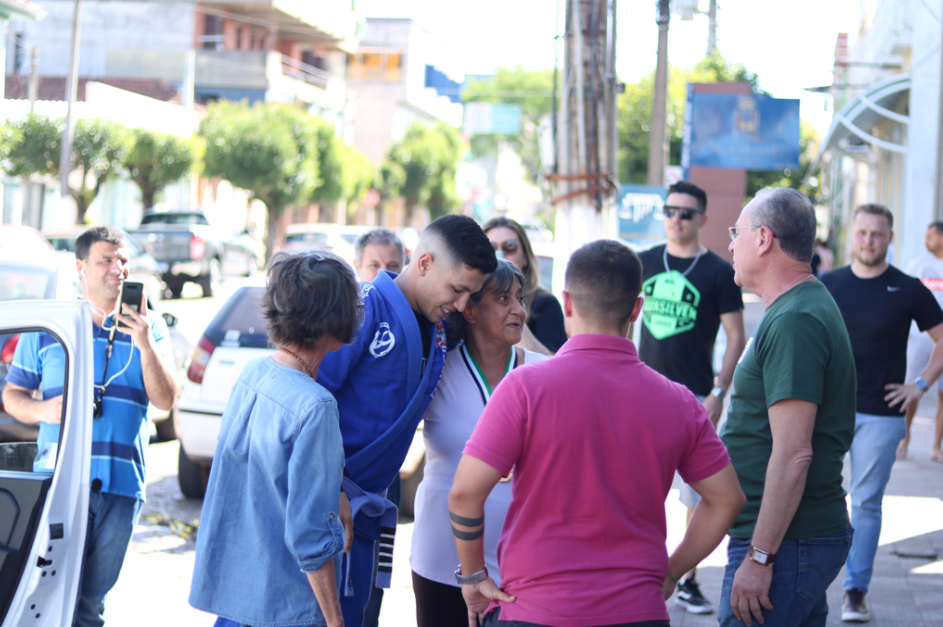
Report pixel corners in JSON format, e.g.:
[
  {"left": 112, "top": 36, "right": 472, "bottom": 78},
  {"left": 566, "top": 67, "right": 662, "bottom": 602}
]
[{"left": 317, "top": 270, "right": 446, "bottom": 498}]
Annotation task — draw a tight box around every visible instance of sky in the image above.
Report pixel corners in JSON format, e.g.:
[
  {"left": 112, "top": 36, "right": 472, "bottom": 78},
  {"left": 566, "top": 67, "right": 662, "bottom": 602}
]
[{"left": 356, "top": 0, "right": 861, "bottom": 137}]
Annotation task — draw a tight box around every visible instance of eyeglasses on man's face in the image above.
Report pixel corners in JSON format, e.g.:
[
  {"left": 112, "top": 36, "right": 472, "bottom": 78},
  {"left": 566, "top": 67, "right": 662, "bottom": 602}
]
[
  {"left": 490, "top": 239, "right": 519, "bottom": 254},
  {"left": 728, "top": 226, "right": 753, "bottom": 241},
  {"left": 663, "top": 206, "right": 705, "bottom": 221},
  {"left": 728, "top": 225, "right": 776, "bottom": 241}
]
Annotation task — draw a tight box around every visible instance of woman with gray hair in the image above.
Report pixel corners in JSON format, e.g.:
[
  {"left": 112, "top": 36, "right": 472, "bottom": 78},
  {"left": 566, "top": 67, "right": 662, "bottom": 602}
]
[
  {"left": 409, "top": 259, "right": 548, "bottom": 626},
  {"left": 190, "top": 250, "right": 362, "bottom": 627}
]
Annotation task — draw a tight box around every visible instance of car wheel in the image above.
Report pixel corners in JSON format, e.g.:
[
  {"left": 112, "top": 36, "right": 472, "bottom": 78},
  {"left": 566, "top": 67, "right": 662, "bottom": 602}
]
[
  {"left": 154, "top": 408, "right": 177, "bottom": 442},
  {"left": 199, "top": 258, "right": 221, "bottom": 298},
  {"left": 178, "top": 444, "right": 209, "bottom": 499},
  {"left": 245, "top": 256, "right": 258, "bottom": 277},
  {"left": 166, "top": 278, "right": 184, "bottom": 300}
]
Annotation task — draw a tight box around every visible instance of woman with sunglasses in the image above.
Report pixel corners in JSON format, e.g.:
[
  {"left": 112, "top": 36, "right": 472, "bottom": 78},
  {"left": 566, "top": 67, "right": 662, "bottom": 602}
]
[
  {"left": 483, "top": 217, "right": 568, "bottom": 353},
  {"left": 410, "top": 259, "right": 548, "bottom": 627}
]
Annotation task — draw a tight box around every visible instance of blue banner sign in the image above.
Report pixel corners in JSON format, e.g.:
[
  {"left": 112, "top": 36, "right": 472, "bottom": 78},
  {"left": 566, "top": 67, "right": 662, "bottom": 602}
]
[
  {"left": 688, "top": 94, "right": 800, "bottom": 170},
  {"left": 616, "top": 185, "right": 667, "bottom": 250},
  {"left": 464, "top": 103, "right": 522, "bottom": 134}
]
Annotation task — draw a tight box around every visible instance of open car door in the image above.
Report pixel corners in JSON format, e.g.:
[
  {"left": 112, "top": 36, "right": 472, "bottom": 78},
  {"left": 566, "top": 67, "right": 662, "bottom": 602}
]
[{"left": 0, "top": 301, "right": 93, "bottom": 626}]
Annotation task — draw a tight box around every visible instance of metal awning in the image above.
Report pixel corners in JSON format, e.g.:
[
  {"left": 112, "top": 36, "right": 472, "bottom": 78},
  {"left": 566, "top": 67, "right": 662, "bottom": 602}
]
[
  {"left": 806, "top": 74, "right": 910, "bottom": 186},
  {"left": 828, "top": 73, "right": 910, "bottom": 153}
]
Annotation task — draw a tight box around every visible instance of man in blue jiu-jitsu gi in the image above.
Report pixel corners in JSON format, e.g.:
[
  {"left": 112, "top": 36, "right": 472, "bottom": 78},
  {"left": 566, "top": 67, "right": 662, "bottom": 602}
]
[{"left": 317, "top": 214, "right": 497, "bottom": 627}]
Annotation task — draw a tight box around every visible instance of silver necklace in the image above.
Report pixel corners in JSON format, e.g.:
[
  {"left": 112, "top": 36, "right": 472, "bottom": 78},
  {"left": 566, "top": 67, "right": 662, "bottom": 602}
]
[{"left": 664, "top": 244, "right": 706, "bottom": 277}]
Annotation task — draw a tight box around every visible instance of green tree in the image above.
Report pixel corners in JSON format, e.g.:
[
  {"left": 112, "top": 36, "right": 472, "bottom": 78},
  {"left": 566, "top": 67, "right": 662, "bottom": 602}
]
[
  {"left": 426, "top": 122, "right": 462, "bottom": 219},
  {"left": 125, "top": 129, "right": 205, "bottom": 211},
  {"left": 200, "top": 101, "right": 319, "bottom": 261},
  {"left": 383, "top": 121, "right": 462, "bottom": 223},
  {"left": 309, "top": 119, "right": 345, "bottom": 206},
  {"left": 1, "top": 115, "right": 133, "bottom": 224},
  {"left": 462, "top": 66, "right": 554, "bottom": 182},
  {"left": 344, "top": 145, "right": 375, "bottom": 203},
  {"left": 70, "top": 119, "right": 133, "bottom": 224},
  {"left": 0, "top": 114, "right": 62, "bottom": 178}
]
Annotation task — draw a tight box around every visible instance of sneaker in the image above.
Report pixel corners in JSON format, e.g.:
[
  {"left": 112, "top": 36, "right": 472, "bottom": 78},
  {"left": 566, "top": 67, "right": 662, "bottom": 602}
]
[
  {"left": 676, "top": 578, "right": 714, "bottom": 614},
  {"left": 842, "top": 588, "right": 872, "bottom": 622}
]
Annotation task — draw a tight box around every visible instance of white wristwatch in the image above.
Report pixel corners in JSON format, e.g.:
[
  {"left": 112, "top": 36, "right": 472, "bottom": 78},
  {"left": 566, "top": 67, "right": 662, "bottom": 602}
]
[
  {"left": 710, "top": 386, "right": 726, "bottom": 401},
  {"left": 747, "top": 545, "right": 776, "bottom": 566},
  {"left": 455, "top": 565, "right": 488, "bottom": 585}
]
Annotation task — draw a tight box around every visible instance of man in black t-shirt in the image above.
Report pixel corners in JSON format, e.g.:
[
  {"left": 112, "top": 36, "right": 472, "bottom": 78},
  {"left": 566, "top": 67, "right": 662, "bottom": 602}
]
[
  {"left": 821, "top": 203, "right": 943, "bottom": 623},
  {"left": 637, "top": 181, "right": 746, "bottom": 615}
]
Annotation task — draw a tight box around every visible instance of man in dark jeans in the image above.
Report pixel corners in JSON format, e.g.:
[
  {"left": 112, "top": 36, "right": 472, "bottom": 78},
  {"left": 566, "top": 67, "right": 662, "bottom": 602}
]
[{"left": 720, "top": 188, "right": 856, "bottom": 627}]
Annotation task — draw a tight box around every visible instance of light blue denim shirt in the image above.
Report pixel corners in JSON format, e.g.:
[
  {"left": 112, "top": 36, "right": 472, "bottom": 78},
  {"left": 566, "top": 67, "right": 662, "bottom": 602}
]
[{"left": 190, "top": 357, "right": 347, "bottom": 627}]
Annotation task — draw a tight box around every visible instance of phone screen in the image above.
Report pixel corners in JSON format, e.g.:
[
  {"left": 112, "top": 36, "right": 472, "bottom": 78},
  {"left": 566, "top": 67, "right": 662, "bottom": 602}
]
[{"left": 118, "top": 281, "right": 144, "bottom": 329}]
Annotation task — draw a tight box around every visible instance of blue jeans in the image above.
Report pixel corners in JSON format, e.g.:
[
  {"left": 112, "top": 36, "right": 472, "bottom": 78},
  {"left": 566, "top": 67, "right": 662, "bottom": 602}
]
[
  {"left": 843, "top": 413, "right": 906, "bottom": 594},
  {"left": 73, "top": 490, "right": 143, "bottom": 627},
  {"left": 718, "top": 528, "right": 852, "bottom": 627}
]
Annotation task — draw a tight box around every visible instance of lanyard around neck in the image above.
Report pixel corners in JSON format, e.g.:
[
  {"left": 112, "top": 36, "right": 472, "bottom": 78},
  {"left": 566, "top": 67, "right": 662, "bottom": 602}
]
[{"left": 462, "top": 343, "right": 516, "bottom": 402}]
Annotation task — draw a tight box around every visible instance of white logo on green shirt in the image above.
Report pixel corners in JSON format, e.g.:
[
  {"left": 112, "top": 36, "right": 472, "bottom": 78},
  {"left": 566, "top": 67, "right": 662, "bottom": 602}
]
[{"left": 641, "top": 270, "right": 701, "bottom": 340}]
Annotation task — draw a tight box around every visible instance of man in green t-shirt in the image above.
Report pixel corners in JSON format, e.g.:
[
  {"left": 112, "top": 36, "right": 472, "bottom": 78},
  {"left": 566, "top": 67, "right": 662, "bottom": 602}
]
[{"left": 719, "top": 188, "right": 856, "bottom": 627}]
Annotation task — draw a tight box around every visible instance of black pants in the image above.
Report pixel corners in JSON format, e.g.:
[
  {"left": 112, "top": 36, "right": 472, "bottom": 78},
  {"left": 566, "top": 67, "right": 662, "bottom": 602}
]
[
  {"left": 412, "top": 571, "right": 469, "bottom": 627},
  {"left": 481, "top": 608, "right": 671, "bottom": 627}
]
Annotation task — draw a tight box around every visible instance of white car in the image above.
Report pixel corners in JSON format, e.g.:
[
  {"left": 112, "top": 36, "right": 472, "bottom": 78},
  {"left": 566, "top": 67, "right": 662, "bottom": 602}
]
[
  {"left": 174, "top": 284, "right": 274, "bottom": 497},
  {"left": 278, "top": 224, "right": 358, "bottom": 267},
  {"left": 0, "top": 299, "right": 96, "bottom": 625}
]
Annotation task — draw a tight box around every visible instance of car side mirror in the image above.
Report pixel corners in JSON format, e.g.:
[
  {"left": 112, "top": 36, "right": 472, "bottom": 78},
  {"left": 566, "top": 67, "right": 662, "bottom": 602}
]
[{"left": 162, "top": 312, "right": 178, "bottom": 328}]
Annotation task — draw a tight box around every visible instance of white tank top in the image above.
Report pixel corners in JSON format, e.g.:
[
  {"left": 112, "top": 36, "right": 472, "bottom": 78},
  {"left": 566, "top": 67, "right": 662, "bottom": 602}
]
[{"left": 409, "top": 346, "right": 547, "bottom": 586}]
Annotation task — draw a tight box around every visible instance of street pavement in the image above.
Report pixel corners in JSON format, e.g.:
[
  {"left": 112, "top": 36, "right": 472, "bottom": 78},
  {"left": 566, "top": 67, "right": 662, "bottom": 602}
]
[{"left": 101, "top": 290, "right": 943, "bottom": 626}]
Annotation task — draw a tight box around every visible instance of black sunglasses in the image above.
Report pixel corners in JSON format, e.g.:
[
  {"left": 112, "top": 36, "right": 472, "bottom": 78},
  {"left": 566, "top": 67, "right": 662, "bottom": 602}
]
[
  {"left": 663, "top": 206, "right": 705, "bottom": 221},
  {"left": 490, "top": 239, "right": 519, "bottom": 254}
]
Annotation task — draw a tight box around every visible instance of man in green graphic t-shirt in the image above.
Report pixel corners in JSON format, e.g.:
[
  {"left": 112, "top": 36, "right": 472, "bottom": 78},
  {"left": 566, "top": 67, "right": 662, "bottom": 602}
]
[
  {"left": 637, "top": 180, "right": 746, "bottom": 615},
  {"left": 719, "top": 187, "right": 856, "bottom": 627}
]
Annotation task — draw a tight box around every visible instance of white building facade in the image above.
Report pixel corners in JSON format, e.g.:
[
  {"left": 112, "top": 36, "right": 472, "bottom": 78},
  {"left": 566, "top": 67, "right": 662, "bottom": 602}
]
[{"left": 812, "top": 0, "right": 943, "bottom": 267}]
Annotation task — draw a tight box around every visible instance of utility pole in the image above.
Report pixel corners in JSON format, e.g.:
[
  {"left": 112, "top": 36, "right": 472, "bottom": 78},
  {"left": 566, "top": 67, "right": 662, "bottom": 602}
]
[
  {"left": 28, "top": 46, "right": 38, "bottom": 113},
  {"left": 936, "top": 7, "right": 943, "bottom": 220},
  {"left": 708, "top": 0, "right": 717, "bottom": 54},
  {"left": 551, "top": 0, "right": 619, "bottom": 296},
  {"left": 59, "top": 0, "right": 82, "bottom": 213},
  {"left": 647, "top": 0, "right": 670, "bottom": 186}
]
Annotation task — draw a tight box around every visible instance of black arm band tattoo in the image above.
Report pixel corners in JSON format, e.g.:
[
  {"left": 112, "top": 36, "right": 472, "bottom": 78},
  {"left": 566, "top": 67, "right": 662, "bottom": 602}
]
[
  {"left": 449, "top": 511, "right": 485, "bottom": 527},
  {"left": 452, "top": 526, "right": 485, "bottom": 541}
]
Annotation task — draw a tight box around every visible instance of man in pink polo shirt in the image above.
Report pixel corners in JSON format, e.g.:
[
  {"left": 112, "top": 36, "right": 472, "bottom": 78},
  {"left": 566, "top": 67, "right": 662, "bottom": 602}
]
[{"left": 448, "top": 239, "right": 745, "bottom": 627}]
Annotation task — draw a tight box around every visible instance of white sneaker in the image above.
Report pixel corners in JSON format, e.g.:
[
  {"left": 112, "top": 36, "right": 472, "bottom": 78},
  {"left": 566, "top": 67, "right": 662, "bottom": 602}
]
[{"left": 842, "top": 589, "right": 872, "bottom": 622}]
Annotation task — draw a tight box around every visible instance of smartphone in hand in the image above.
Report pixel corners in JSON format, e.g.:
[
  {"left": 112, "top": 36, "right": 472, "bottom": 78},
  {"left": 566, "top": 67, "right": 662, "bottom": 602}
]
[{"left": 117, "top": 281, "right": 144, "bottom": 329}]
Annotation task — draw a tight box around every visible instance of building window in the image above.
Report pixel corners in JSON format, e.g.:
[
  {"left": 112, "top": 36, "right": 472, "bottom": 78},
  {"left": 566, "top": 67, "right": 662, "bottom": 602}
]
[
  {"left": 347, "top": 52, "right": 402, "bottom": 81},
  {"left": 201, "top": 15, "right": 225, "bottom": 50},
  {"left": 13, "top": 33, "right": 26, "bottom": 74},
  {"left": 302, "top": 50, "right": 328, "bottom": 71}
]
